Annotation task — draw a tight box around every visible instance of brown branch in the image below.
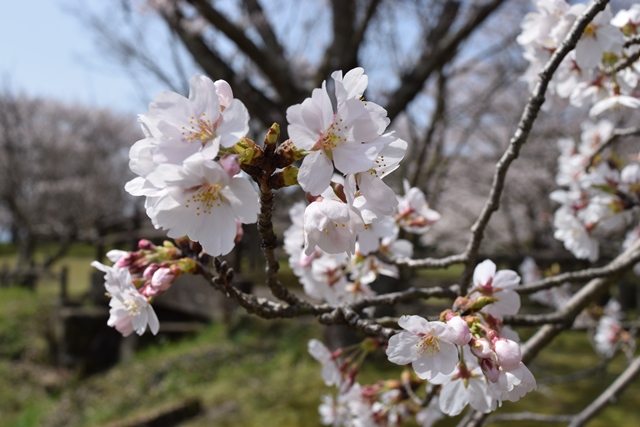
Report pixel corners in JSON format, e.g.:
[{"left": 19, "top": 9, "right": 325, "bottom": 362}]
[
  {"left": 159, "top": 7, "right": 285, "bottom": 125},
  {"left": 385, "top": 0, "right": 504, "bottom": 121},
  {"left": 186, "top": 0, "right": 305, "bottom": 105},
  {"left": 241, "top": 0, "right": 286, "bottom": 59},
  {"left": 349, "top": 285, "right": 460, "bottom": 311},
  {"left": 392, "top": 252, "right": 468, "bottom": 269},
  {"left": 410, "top": 71, "right": 448, "bottom": 188},
  {"left": 314, "top": 0, "right": 358, "bottom": 85},
  {"left": 318, "top": 306, "right": 397, "bottom": 339},
  {"left": 517, "top": 234, "right": 640, "bottom": 363},
  {"left": 568, "top": 356, "right": 640, "bottom": 427},
  {"left": 200, "top": 258, "right": 332, "bottom": 319},
  {"left": 611, "top": 47, "right": 640, "bottom": 74},
  {"left": 486, "top": 412, "right": 573, "bottom": 424},
  {"left": 516, "top": 240, "right": 640, "bottom": 295},
  {"left": 457, "top": 0, "right": 612, "bottom": 294},
  {"left": 586, "top": 126, "right": 640, "bottom": 170}
]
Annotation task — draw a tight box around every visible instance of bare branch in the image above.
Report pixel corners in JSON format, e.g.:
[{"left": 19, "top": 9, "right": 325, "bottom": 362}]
[
  {"left": 385, "top": 0, "right": 504, "bottom": 121},
  {"left": 487, "top": 412, "right": 573, "bottom": 424},
  {"left": 186, "top": 0, "right": 305, "bottom": 104},
  {"left": 568, "top": 356, "right": 640, "bottom": 427},
  {"left": 517, "top": 240, "right": 640, "bottom": 295},
  {"left": 159, "top": 6, "right": 285, "bottom": 125},
  {"left": 458, "top": 0, "right": 612, "bottom": 294},
  {"left": 586, "top": 126, "right": 640, "bottom": 170}
]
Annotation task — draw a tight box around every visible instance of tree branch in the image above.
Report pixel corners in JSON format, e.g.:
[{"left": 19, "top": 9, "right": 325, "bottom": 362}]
[
  {"left": 516, "top": 239, "right": 640, "bottom": 295},
  {"left": 457, "top": 0, "right": 612, "bottom": 294},
  {"left": 385, "top": 0, "right": 504, "bottom": 121},
  {"left": 586, "top": 126, "right": 640, "bottom": 170},
  {"left": 159, "top": 6, "right": 285, "bottom": 125},
  {"left": 568, "top": 356, "right": 640, "bottom": 427},
  {"left": 186, "top": 0, "right": 305, "bottom": 105}
]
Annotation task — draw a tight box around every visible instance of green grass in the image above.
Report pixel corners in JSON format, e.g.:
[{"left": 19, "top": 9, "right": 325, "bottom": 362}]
[
  {"left": 40, "top": 319, "right": 330, "bottom": 427},
  {"left": 0, "top": 247, "right": 639, "bottom": 426}
]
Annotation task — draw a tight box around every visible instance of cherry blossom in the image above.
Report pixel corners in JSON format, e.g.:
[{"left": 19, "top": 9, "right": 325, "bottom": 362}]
[
  {"left": 304, "top": 197, "right": 364, "bottom": 256},
  {"left": 287, "top": 68, "right": 390, "bottom": 195},
  {"left": 469, "top": 260, "right": 521, "bottom": 320},
  {"left": 386, "top": 315, "right": 459, "bottom": 380},
  {"left": 92, "top": 261, "right": 159, "bottom": 336},
  {"left": 134, "top": 154, "right": 259, "bottom": 256},
  {"left": 142, "top": 74, "right": 249, "bottom": 165},
  {"left": 395, "top": 180, "right": 441, "bottom": 234},
  {"left": 430, "top": 358, "right": 497, "bottom": 416},
  {"left": 309, "top": 339, "right": 343, "bottom": 387}
]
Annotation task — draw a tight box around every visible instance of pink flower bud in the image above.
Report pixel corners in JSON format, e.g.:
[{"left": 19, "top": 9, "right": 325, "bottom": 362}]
[
  {"left": 470, "top": 337, "right": 492, "bottom": 359},
  {"left": 494, "top": 338, "right": 522, "bottom": 370},
  {"left": 220, "top": 154, "right": 241, "bottom": 177},
  {"left": 481, "top": 358, "right": 500, "bottom": 383},
  {"left": 446, "top": 316, "right": 471, "bottom": 345},
  {"left": 143, "top": 264, "right": 160, "bottom": 280},
  {"left": 116, "top": 252, "right": 137, "bottom": 268},
  {"left": 138, "top": 239, "right": 156, "bottom": 250},
  {"left": 151, "top": 268, "right": 175, "bottom": 293},
  {"left": 234, "top": 219, "right": 244, "bottom": 244}
]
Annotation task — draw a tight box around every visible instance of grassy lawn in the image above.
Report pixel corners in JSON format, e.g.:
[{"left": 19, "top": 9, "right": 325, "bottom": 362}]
[{"left": 0, "top": 247, "right": 639, "bottom": 426}]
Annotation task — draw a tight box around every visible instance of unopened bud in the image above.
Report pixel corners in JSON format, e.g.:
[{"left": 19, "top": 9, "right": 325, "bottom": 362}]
[
  {"left": 494, "top": 338, "right": 522, "bottom": 371},
  {"left": 138, "top": 239, "right": 156, "bottom": 250},
  {"left": 470, "top": 337, "right": 492, "bottom": 359},
  {"left": 220, "top": 154, "right": 241, "bottom": 177},
  {"left": 143, "top": 264, "right": 160, "bottom": 280},
  {"left": 481, "top": 358, "right": 500, "bottom": 383},
  {"left": 469, "top": 295, "right": 498, "bottom": 311}
]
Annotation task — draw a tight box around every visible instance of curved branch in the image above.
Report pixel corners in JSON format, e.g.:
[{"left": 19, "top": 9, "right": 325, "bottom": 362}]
[
  {"left": 457, "top": 0, "right": 612, "bottom": 294},
  {"left": 517, "top": 240, "right": 640, "bottom": 295},
  {"left": 186, "top": 0, "right": 305, "bottom": 104},
  {"left": 385, "top": 0, "right": 504, "bottom": 121},
  {"left": 159, "top": 7, "right": 285, "bottom": 125},
  {"left": 586, "top": 126, "right": 640, "bottom": 170},
  {"left": 568, "top": 356, "right": 640, "bottom": 427},
  {"left": 518, "top": 241, "right": 637, "bottom": 361}
]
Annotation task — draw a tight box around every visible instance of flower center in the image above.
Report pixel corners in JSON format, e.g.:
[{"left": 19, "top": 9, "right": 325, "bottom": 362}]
[
  {"left": 123, "top": 298, "right": 141, "bottom": 317},
  {"left": 417, "top": 333, "right": 440, "bottom": 357},
  {"left": 318, "top": 119, "right": 349, "bottom": 154},
  {"left": 182, "top": 112, "right": 217, "bottom": 146},
  {"left": 185, "top": 184, "right": 223, "bottom": 215},
  {"left": 583, "top": 23, "right": 596, "bottom": 38}
]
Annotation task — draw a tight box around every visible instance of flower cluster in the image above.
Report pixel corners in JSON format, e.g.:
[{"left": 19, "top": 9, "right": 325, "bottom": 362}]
[
  {"left": 287, "top": 69, "right": 419, "bottom": 258},
  {"left": 284, "top": 182, "right": 438, "bottom": 305},
  {"left": 384, "top": 260, "right": 536, "bottom": 416},
  {"left": 551, "top": 119, "right": 639, "bottom": 261},
  {"left": 309, "top": 339, "right": 444, "bottom": 427},
  {"left": 91, "top": 239, "right": 197, "bottom": 336},
  {"left": 518, "top": 1, "right": 640, "bottom": 116},
  {"left": 125, "top": 75, "right": 260, "bottom": 256}
]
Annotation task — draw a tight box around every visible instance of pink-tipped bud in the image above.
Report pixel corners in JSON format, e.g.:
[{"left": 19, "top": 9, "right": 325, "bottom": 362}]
[
  {"left": 470, "top": 337, "right": 492, "bottom": 359},
  {"left": 116, "top": 252, "right": 137, "bottom": 268},
  {"left": 481, "top": 358, "right": 500, "bottom": 383},
  {"left": 143, "top": 264, "right": 160, "bottom": 280},
  {"left": 234, "top": 220, "right": 244, "bottom": 244},
  {"left": 446, "top": 315, "right": 471, "bottom": 345},
  {"left": 138, "top": 239, "right": 156, "bottom": 250},
  {"left": 220, "top": 154, "right": 241, "bottom": 177},
  {"left": 494, "top": 338, "right": 522, "bottom": 371},
  {"left": 151, "top": 268, "right": 175, "bottom": 294}
]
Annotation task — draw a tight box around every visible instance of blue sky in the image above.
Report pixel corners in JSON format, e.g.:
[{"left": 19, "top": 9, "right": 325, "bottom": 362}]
[{"left": 0, "top": 1, "right": 162, "bottom": 114}]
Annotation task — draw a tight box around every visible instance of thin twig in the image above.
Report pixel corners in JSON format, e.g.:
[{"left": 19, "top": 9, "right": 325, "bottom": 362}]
[
  {"left": 516, "top": 238, "right": 640, "bottom": 296},
  {"left": 457, "top": 0, "right": 612, "bottom": 295},
  {"left": 568, "top": 356, "right": 640, "bottom": 427},
  {"left": 586, "top": 126, "right": 640, "bottom": 170},
  {"left": 486, "top": 412, "right": 573, "bottom": 424}
]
